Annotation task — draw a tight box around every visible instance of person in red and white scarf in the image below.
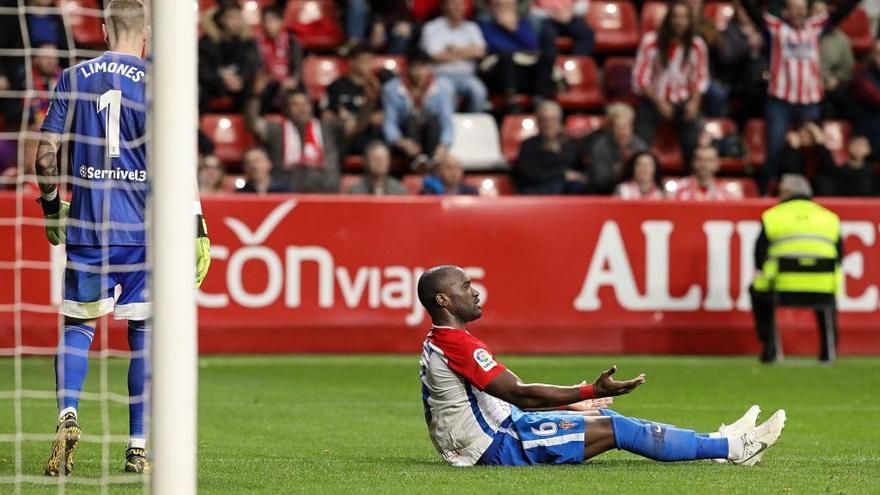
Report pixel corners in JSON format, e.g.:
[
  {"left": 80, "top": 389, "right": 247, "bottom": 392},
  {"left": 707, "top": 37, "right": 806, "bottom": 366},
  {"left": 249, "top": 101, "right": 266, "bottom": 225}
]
[
  {"left": 672, "top": 145, "right": 742, "bottom": 200},
  {"left": 740, "top": 0, "right": 861, "bottom": 193},
  {"left": 615, "top": 152, "right": 667, "bottom": 199},
  {"left": 254, "top": 6, "right": 302, "bottom": 114},
  {"left": 246, "top": 88, "right": 347, "bottom": 193},
  {"left": 633, "top": 0, "right": 710, "bottom": 167}
]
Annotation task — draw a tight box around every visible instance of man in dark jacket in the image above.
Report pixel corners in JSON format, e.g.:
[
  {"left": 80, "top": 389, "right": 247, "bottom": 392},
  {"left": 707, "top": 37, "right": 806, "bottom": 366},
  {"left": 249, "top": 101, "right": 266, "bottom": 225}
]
[{"left": 514, "top": 100, "right": 586, "bottom": 194}]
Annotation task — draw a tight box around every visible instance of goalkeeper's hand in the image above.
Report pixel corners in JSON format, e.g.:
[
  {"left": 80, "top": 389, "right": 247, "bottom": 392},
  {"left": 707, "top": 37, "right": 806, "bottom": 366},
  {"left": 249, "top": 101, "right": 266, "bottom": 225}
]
[
  {"left": 43, "top": 199, "right": 69, "bottom": 246},
  {"left": 195, "top": 215, "right": 211, "bottom": 288}
]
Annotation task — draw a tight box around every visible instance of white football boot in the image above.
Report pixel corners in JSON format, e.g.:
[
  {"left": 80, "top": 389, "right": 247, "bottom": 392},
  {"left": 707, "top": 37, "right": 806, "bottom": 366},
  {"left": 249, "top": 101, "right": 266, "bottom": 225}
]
[
  {"left": 711, "top": 405, "right": 762, "bottom": 463},
  {"left": 729, "top": 409, "right": 787, "bottom": 466}
]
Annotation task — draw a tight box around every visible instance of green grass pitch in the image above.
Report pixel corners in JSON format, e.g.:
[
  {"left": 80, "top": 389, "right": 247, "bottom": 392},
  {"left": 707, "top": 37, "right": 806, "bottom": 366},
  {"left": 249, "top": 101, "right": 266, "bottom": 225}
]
[{"left": 1, "top": 355, "right": 879, "bottom": 494}]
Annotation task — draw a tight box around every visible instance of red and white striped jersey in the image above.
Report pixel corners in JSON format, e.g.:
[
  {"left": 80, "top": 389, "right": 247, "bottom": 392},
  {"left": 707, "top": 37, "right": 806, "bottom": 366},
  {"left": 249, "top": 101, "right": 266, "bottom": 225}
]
[
  {"left": 420, "top": 326, "right": 512, "bottom": 466},
  {"left": 765, "top": 13, "right": 828, "bottom": 104},
  {"left": 671, "top": 176, "right": 741, "bottom": 200},
  {"left": 633, "top": 31, "right": 710, "bottom": 104}
]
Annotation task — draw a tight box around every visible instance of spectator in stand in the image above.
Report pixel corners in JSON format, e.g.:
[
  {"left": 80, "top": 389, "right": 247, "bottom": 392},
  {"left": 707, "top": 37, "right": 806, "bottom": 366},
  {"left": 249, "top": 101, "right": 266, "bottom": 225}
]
[
  {"left": 236, "top": 147, "right": 294, "bottom": 194},
  {"left": 718, "top": 3, "right": 767, "bottom": 122},
  {"left": 812, "top": 1, "right": 856, "bottom": 118},
  {"left": 478, "top": 0, "right": 554, "bottom": 107},
  {"left": 382, "top": 54, "right": 455, "bottom": 168},
  {"left": 26, "top": 0, "right": 68, "bottom": 51},
  {"left": 851, "top": 39, "right": 880, "bottom": 157},
  {"left": 778, "top": 121, "right": 835, "bottom": 178},
  {"left": 7, "top": 44, "right": 61, "bottom": 126},
  {"left": 198, "top": 3, "right": 260, "bottom": 112},
  {"left": 531, "top": 0, "right": 594, "bottom": 59},
  {"left": 615, "top": 151, "right": 666, "bottom": 199},
  {"left": 347, "top": 141, "right": 408, "bottom": 195},
  {"left": 740, "top": 0, "right": 861, "bottom": 193},
  {"left": 586, "top": 103, "right": 649, "bottom": 194},
  {"left": 253, "top": 6, "right": 302, "bottom": 114},
  {"left": 671, "top": 144, "right": 741, "bottom": 200},
  {"left": 198, "top": 154, "right": 226, "bottom": 195},
  {"left": 324, "top": 45, "right": 383, "bottom": 158},
  {"left": 815, "top": 135, "right": 877, "bottom": 196},
  {"left": 514, "top": 100, "right": 587, "bottom": 194},
  {"left": 367, "top": 0, "right": 417, "bottom": 54},
  {"left": 420, "top": 0, "right": 489, "bottom": 112},
  {"left": 421, "top": 154, "right": 479, "bottom": 195},
  {"left": 245, "top": 88, "right": 345, "bottom": 193},
  {"left": 688, "top": 0, "right": 729, "bottom": 116},
  {"left": 633, "top": 0, "right": 709, "bottom": 168}
]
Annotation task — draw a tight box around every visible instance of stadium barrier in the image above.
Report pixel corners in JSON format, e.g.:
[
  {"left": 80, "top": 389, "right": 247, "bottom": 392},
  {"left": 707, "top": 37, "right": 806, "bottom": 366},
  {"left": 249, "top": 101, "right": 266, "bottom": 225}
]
[{"left": 3, "top": 192, "right": 880, "bottom": 355}]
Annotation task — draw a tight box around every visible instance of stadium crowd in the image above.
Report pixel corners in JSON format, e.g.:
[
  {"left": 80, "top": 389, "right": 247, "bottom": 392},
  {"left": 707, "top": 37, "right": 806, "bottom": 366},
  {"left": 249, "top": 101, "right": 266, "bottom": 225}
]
[{"left": 0, "top": 0, "right": 878, "bottom": 198}]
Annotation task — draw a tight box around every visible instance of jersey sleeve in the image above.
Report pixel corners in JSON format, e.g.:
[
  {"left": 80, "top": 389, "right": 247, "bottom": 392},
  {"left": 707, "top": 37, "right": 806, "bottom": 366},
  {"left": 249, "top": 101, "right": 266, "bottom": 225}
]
[
  {"left": 41, "top": 68, "right": 71, "bottom": 134},
  {"left": 431, "top": 330, "right": 506, "bottom": 390}
]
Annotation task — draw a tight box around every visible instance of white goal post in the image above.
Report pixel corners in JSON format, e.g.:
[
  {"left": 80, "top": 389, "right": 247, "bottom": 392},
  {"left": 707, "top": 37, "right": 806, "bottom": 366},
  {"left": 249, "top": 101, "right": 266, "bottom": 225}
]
[{"left": 150, "top": 0, "right": 198, "bottom": 493}]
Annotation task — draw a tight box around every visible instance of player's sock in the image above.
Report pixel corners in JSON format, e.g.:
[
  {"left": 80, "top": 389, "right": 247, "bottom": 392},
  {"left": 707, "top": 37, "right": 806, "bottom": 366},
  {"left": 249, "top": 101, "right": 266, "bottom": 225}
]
[
  {"left": 127, "top": 320, "right": 150, "bottom": 447},
  {"left": 56, "top": 323, "right": 95, "bottom": 413},
  {"left": 608, "top": 414, "right": 729, "bottom": 461}
]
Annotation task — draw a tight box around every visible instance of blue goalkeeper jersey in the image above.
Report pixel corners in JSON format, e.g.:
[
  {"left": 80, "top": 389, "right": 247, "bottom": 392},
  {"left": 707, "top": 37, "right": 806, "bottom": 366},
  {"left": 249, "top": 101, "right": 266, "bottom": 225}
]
[{"left": 41, "top": 51, "right": 148, "bottom": 246}]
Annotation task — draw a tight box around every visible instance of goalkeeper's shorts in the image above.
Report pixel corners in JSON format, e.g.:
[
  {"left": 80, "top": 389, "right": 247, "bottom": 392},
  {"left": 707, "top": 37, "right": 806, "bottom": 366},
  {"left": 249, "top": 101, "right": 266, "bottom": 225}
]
[
  {"left": 476, "top": 406, "right": 585, "bottom": 466},
  {"left": 61, "top": 245, "right": 150, "bottom": 321}
]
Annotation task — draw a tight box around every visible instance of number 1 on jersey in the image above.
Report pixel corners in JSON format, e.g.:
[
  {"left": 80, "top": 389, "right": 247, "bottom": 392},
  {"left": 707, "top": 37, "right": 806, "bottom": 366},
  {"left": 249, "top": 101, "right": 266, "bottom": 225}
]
[{"left": 97, "top": 89, "right": 121, "bottom": 157}]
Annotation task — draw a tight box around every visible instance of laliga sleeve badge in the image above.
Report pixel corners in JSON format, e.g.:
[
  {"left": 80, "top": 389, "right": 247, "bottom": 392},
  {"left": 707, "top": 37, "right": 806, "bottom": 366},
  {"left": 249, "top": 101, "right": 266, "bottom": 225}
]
[{"left": 473, "top": 348, "right": 497, "bottom": 371}]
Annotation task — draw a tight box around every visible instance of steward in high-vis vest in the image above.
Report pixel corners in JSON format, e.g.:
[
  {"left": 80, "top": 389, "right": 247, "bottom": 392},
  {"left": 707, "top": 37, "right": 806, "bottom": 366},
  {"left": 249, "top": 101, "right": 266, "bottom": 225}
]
[{"left": 750, "top": 174, "right": 842, "bottom": 364}]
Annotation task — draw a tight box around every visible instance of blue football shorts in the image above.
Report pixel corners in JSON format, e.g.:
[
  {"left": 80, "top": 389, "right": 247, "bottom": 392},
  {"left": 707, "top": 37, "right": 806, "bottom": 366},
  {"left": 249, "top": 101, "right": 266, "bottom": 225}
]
[
  {"left": 476, "top": 406, "right": 586, "bottom": 466},
  {"left": 61, "top": 245, "right": 150, "bottom": 321}
]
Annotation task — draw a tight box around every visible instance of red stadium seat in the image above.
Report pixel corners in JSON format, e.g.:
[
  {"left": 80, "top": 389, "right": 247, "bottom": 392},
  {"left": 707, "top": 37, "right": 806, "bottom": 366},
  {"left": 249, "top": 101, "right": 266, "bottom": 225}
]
[
  {"left": 585, "top": 0, "right": 640, "bottom": 54},
  {"left": 640, "top": 1, "right": 668, "bottom": 33},
  {"left": 703, "top": 2, "right": 736, "bottom": 32},
  {"left": 284, "top": 0, "right": 345, "bottom": 51},
  {"left": 339, "top": 173, "right": 362, "bottom": 193},
  {"left": 702, "top": 118, "right": 745, "bottom": 173},
  {"left": 822, "top": 120, "right": 851, "bottom": 166},
  {"left": 464, "top": 174, "right": 515, "bottom": 196},
  {"left": 651, "top": 125, "right": 685, "bottom": 173},
  {"left": 412, "top": 0, "right": 474, "bottom": 22},
  {"left": 555, "top": 56, "right": 604, "bottom": 110},
  {"left": 744, "top": 118, "right": 766, "bottom": 167},
  {"left": 838, "top": 6, "right": 872, "bottom": 55},
  {"left": 200, "top": 114, "right": 255, "bottom": 168},
  {"left": 500, "top": 114, "right": 539, "bottom": 163},
  {"left": 61, "top": 0, "right": 104, "bottom": 47},
  {"left": 602, "top": 56, "right": 637, "bottom": 105},
  {"left": 402, "top": 174, "right": 424, "bottom": 194},
  {"left": 565, "top": 114, "right": 606, "bottom": 139},
  {"left": 302, "top": 56, "right": 345, "bottom": 102}
]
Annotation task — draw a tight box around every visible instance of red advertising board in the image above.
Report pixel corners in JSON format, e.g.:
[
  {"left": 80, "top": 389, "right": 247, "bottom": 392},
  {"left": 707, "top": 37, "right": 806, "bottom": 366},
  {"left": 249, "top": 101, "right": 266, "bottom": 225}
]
[{"left": 2, "top": 193, "right": 879, "bottom": 355}]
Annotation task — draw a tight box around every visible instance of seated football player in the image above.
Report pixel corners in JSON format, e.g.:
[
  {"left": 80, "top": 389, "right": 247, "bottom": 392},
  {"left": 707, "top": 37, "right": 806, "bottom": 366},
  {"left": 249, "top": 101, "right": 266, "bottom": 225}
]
[{"left": 417, "top": 265, "right": 786, "bottom": 467}]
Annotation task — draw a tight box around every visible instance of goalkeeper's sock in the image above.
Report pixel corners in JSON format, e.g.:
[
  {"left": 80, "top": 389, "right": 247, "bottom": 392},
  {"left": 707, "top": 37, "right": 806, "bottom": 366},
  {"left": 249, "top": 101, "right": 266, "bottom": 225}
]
[
  {"left": 127, "top": 321, "right": 150, "bottom": 444},
  {"left": 608, "top": 414, "right": 729, "bottom": 461},
  {"left": 55, "top": 323, "right": 95, "bottom": 413}
]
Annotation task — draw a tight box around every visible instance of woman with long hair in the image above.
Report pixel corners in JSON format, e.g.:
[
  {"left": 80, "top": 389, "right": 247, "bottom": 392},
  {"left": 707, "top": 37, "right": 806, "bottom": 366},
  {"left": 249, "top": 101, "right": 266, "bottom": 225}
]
[
  {"left": 632, "top": 0, "right": 708, "bottom": 167},
  {"left": 614, "top": 151, "right": 666, "bottom": 199}
]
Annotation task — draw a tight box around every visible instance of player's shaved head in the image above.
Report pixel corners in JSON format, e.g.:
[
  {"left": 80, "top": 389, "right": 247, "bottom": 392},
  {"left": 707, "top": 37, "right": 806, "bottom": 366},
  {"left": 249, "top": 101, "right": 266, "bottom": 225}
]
[
  {"left": 418, "top": 265, "right": 482, "bottom": 325},
  {"left": 105, "top": 0, "right": 146, "bottom": 42},
  {"left": 417, "top": 265, "right": 462, "bottom": 312}
]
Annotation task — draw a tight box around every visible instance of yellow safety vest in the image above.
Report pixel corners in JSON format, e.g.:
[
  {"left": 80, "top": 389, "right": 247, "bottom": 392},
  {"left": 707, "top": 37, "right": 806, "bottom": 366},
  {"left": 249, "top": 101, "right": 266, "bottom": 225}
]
[{"left": 753, "top": 199, "right": 841, "bottom": 294}]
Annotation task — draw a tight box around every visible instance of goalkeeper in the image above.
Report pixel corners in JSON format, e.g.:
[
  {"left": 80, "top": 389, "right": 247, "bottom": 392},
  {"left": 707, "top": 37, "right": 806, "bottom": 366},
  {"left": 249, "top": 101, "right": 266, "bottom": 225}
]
[{"left": 34, "top": 0, "right": 211, "bottom": 476}]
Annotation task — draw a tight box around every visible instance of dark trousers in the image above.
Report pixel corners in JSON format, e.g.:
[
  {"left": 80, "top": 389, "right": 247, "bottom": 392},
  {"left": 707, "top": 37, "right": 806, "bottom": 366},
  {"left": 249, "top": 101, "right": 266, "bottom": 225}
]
[
  {"left": 396, "top": 112, "right": 441, "bottom": 159},
  {"left": 480, "top": 52, "right": 554, "bottom": 99},
  {"left": 749, "top": 287, "right": 839, "bottom": 363},
  {"left": 635, "top": 99, "right": 701, "bottom": 168},
  {"left": 762, "top": 97, "right": 821, "bottom": 193}
]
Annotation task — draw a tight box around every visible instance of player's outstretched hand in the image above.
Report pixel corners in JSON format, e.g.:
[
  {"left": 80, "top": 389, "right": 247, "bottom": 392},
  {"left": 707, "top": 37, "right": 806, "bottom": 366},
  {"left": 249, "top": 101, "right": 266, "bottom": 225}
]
[
  {"left": 592, "top": 365, "right": 646, "bottom": 398},
  {"left": 44, "top": 200, "right": 69, "bottom": 246}
]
